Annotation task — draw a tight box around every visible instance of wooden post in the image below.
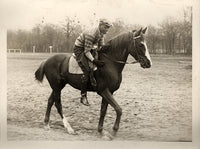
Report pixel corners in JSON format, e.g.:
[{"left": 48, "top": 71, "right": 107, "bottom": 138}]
[
  {"left": 33, "top": 46, "right": 36, "bottom": 53},
  {"left": 49, "top": 46, "right": 52, "bottom": 53}
]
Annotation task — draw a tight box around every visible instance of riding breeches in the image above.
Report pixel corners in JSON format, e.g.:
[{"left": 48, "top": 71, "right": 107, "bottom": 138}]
[{"left": 74, "top": 46, "right": 90, "bottom": 83}]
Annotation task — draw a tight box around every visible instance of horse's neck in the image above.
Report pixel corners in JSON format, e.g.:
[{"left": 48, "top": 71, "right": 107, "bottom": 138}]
[
  {"left": 108, "top": 34, "right": 130, "bottom": 61},
  {"left": 106, "top": 40, "right": 129, "bottom": 72},
  {"left": 108, "top": 47, "right": 128, "bottom": 61},
  {"left": 108, "top": 39, "right": 128, "bottom": 61}
]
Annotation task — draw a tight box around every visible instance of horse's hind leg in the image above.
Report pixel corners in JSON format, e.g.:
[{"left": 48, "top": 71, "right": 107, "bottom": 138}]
[
  {"left": 54, "top": 90, "right": 75, "bottom": 134},
  {"left": 44, "top": 92, "right": 54, "bottom": 128}
]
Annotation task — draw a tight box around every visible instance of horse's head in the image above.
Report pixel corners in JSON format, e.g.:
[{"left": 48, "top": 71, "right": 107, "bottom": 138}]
[{"left": 128, "top": 27, "right": 152, "bottom": 68}]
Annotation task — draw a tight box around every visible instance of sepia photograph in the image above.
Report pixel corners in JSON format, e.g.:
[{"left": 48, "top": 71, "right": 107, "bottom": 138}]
[{"left": 1, "top": 0, "right": 200, "bottom": 148}]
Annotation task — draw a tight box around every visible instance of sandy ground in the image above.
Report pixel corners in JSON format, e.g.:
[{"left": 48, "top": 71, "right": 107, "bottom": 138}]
[{"left": 7, "top": 53, "right": 192, "bottom": 141}]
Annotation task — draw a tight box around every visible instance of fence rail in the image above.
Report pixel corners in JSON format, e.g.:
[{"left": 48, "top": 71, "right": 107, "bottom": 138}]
[{"left": 7, "top": 49, "right": 22, "bottom": 53}]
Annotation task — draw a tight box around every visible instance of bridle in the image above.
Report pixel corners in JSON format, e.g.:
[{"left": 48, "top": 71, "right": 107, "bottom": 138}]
[{"left": 128, "top": 32, "right": 146, "bottom": 64}]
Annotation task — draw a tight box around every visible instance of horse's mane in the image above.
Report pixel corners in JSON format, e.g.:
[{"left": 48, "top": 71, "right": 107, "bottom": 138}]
[
  {"left": 99, "top": 31, "right": 133, "bottom": 55},
  {"left": 106, "top": 32, "right": 132, "bottom": 50}
]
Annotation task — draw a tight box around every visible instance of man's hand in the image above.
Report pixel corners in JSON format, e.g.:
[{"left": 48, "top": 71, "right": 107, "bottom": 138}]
[
  {"left": 99, "top": 43, "right": 111, "bottom": 53},
  {"left": 93, "top": 59, "right": 105, "bottom": 67}
]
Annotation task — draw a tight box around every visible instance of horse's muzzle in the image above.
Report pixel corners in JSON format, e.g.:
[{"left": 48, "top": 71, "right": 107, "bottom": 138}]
[{"left": 140, "top": 59, "right": 151, "bottom": 68}]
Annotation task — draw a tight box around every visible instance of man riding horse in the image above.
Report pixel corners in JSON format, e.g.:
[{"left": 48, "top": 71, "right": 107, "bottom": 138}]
[{"left": 74, "top": 19, "right": 112, "bottom": 106}]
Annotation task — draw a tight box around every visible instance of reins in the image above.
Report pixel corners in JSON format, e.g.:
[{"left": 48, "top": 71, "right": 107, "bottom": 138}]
[{"left": 101, "top": 53, "right": 138, "bottom": 64}]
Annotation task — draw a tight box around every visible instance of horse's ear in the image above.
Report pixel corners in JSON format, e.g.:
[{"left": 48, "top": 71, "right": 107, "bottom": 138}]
[
  {"left": 135, "top": 28, "right": 142, "bottom": 36},
  {"left": 142, "top": 27, "right": 147, "bottom": 34}
]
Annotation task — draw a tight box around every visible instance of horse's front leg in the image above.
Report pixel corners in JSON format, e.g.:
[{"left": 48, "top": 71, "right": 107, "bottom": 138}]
[
  {"left": 100, "top": 88, "right": 122, "bottom": 132},
  {"left": 98, "top": 98, "right": 108, "bottom": 132}
]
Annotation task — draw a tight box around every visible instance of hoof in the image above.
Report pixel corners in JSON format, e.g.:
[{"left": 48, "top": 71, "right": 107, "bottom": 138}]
[
  {"left": 101, "top": 130, "right": 114, "bottom": 140},
  {"left": 111, "top": 130, "right": 117, "bottom": 137},
  {"left": 44, "top": 124, "right": 50, "bottom": 130},
  {"left": 112, "top": 126, "right": 119, "bottom": 132},
  {"left": 102, "top": 135, "right": 112, "bottom": 141},
  {"left": 98, "top": 127, "right": 103, "bottom": 133},
  {"left": 67, "top": 128, "right": 77, "bottom": 135}
]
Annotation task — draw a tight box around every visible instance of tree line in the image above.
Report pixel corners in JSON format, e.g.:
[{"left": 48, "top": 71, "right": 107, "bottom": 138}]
[{"left": 7, "top": 7, "right": 192, "bottom": 55}]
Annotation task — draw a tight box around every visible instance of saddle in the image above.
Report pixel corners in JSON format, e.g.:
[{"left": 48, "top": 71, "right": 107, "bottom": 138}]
[
  {"left": 68, "top": 53, "right": 97, "bottom": 74},
  {"left": 68, "top": 53, "right": 83, "bottom": 74}
]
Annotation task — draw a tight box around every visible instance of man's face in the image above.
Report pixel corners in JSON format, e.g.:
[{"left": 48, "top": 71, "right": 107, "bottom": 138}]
[{"left": 99, "top": 24, "right": 110, "bottom": 34}]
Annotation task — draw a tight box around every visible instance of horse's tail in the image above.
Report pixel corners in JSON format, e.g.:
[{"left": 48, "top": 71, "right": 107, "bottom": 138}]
[{"left": 35, "top": 61, "right": 45, "bottom": 82}]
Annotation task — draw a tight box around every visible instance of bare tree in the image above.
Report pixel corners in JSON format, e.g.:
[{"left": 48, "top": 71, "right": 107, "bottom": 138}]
[{"left": 7, "top": 10, "right": 192, "bottom": 55}]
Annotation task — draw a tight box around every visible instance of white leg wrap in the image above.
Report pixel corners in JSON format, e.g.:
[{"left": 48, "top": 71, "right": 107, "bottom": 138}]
[{"left": 63, "top": 116, "right": 75, "bottom": 134}]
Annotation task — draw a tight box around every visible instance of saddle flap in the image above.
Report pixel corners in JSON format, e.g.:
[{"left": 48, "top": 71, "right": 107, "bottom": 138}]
[
  {"left": 68, "top": 53, "right": 97, "bottom": 74},
  {"left": 68, "top": 54, "right": 84, "bottom": 74}
]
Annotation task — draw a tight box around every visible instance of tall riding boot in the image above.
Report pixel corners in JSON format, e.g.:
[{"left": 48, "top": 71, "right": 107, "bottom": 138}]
[
  {"left": 89, "top": 70, "right": 97, "bottom": 87},
  {"left": 80, "top": 75, "right": 90, "bottom": 106}
]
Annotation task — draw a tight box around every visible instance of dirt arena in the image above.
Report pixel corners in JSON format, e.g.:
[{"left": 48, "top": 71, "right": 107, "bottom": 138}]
[{"left": 7, "top": 53, "right": 192, "bottom": 141}]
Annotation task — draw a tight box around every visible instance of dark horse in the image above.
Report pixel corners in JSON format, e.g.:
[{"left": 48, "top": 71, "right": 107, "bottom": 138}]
[{"left": 35, "top": 27, "right": 152, "bottom": 135}]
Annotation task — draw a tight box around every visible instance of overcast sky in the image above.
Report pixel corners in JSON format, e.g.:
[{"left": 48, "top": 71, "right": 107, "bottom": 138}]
[{"left": 0, "top": 0, "right": 193, "bottom": 30}]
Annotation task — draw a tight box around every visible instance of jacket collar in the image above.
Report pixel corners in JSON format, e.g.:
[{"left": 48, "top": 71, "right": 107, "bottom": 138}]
[{"left": 96, "top": 27, "right": 104, "bottom": 38}]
